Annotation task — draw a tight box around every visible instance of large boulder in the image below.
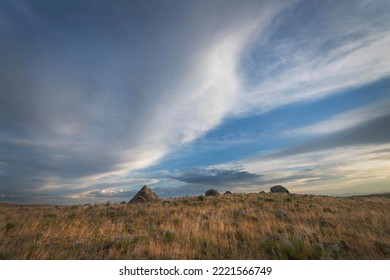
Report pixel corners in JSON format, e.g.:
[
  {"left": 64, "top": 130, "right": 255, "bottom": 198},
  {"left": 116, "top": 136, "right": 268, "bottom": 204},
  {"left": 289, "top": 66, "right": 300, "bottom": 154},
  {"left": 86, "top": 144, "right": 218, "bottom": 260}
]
[
  {"left": 270, "top": 185, "right": 290, "bottom": 193},
  {"left": 205, "top": 189, "right": 220, "bottom": 197},
  {"left": 129, "top": 185, "right": 159, "bottom": 203},
  {"left": 224, "top": 191, "right": 232, "bottom": 195}
]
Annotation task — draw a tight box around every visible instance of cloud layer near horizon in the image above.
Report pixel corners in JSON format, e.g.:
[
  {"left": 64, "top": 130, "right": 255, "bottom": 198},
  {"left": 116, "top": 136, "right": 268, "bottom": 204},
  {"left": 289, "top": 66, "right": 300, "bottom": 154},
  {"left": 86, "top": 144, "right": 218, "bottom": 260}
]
[{"left": 1, "top": 0, "right": 390, "bottom": 203}]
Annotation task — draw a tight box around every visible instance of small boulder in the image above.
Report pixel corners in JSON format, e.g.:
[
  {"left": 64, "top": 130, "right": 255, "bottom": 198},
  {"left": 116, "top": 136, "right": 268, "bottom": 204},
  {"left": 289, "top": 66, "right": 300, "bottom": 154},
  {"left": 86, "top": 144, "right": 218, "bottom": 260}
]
[
  {"left": 129, "top": 185, "right": 159, "bottom": 203},
  {"left": 205, "top": 189, "right": 220, "bottom": 197},
  {"left": 270, "top": 185, "right": 290, "bottom": 193}
]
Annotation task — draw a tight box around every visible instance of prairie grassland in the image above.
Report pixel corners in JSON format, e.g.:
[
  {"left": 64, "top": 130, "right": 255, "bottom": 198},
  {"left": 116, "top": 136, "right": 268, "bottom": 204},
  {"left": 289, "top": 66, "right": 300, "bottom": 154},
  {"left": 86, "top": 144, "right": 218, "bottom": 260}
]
[{"left": 0, "top": 193, "right": 389, "bottom": 259}]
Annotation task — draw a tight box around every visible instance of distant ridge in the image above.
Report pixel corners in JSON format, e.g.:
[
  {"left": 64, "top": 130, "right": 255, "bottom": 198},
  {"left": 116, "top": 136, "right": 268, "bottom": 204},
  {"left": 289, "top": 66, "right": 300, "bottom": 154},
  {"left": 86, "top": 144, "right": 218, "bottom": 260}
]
[
  {"left": 0, "top": 202, "right": 52, "bottom": 207},
  {"left": 0, "top": 202, "right": 18, "bottom": 207},
  {"left": 350, "top": 192, "right": 390, "bottom": 198}
]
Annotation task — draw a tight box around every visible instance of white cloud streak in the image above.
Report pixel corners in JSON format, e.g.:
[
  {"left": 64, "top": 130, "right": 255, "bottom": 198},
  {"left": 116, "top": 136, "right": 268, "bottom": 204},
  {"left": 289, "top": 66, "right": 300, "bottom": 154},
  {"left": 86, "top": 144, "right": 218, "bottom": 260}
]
[
  {"left": 287, "top": 99, "right": 390, "bottom": 137},
  {"left": 2, "top": 1, "right": 390, "bottom": 199},
  {"left": 236, "top": 0, "right": 390, "bottom": 115},
  {"left": 0, "top": 1, "right": 287, "bottom": 195}
]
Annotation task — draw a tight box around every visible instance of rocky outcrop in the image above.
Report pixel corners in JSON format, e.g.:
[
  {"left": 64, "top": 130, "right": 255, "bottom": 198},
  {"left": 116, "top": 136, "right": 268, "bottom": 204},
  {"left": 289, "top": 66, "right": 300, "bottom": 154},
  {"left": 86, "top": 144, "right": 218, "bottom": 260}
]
[
  {"left": 224, "top": 191, "right": 232, "bottom": 195},
  {"left": 129, "top": 185, "right": 159, "bottom": 203},
  {"left": 205, "top": 189, "right": 220, "bottom": 196},
  {"left": 270, "top": 185, "right": 290, "bottom": 193}
]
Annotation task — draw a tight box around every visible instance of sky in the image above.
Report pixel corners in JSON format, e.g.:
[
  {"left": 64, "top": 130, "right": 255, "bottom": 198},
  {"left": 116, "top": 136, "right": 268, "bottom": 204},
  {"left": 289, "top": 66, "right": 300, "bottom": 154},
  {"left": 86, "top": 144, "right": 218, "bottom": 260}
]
[{"left": 1, "top": 0, "right": 390, "bottom": 204}]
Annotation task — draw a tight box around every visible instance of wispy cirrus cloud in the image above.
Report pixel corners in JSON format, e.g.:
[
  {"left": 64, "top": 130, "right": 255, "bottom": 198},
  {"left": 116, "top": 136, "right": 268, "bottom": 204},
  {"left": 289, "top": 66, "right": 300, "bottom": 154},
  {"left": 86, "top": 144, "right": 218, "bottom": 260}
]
[
  {"left": 273, "top": 114, "right": 390, "bottom": 157},
  {"left": 287, "top": 99, "right": 390, "bottom": 137},
  {"left": 1, "top": 1, "right": 390, "bottom": 203},
  {"left": 236, "top": 0, "right": 390, "bottom": 115},
  {"left": 0, "top": 1, "right": 285, "bottom": 197}
]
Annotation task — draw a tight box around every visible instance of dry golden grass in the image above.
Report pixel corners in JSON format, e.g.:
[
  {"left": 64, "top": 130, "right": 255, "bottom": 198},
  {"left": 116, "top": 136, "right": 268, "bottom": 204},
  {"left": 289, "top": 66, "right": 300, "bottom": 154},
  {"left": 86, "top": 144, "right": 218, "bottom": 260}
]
[{"left": 1, "top": 193, "right": 389, "bottom": 259}]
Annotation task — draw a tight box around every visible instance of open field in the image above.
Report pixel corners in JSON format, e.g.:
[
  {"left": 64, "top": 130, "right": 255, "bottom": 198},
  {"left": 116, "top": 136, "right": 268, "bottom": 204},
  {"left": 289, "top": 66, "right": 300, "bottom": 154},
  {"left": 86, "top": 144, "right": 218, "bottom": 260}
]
[{"left": 1, "top": 193, "right": 390, "bottom": 259}]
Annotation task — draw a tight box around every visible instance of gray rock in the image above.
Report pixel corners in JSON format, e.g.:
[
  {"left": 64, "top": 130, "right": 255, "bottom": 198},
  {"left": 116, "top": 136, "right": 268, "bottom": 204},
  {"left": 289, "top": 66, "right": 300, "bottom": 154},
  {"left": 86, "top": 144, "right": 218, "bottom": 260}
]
[
  {"left": 129, "top": 185, "right": 159, "bottom": 203},
  {"left": 205, "top": 189, "right": 220, "bottom": 196},
  {"left": 270, "top": 185, "right": 290, "bottom": 193}
]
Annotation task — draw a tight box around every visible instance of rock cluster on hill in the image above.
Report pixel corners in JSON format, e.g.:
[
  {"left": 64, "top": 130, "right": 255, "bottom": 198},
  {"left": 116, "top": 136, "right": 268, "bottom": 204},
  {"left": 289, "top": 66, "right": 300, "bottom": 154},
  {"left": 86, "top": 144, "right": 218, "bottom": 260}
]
[
  {"left": 129, "top": 185, "right": 159, "bottom": 203},
  {"left": 270, "top": 185, "right": 290, "bottom": 193},
  {"left": 224, "top": 191, "right": 232, "bottom": 195},
  {"left": 205, "top": 189, "right": 220, "bottom": 196}
]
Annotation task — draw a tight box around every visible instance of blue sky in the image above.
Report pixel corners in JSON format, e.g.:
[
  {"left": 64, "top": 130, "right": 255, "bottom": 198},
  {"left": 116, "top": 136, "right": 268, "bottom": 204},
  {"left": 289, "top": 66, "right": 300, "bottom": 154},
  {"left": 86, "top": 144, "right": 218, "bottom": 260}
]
[{"left": 1, "top": 0, "right": 390, "bottom": 204}]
